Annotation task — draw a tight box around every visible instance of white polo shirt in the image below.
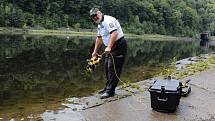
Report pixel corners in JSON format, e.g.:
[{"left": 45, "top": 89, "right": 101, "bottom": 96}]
[{"left": 97, "top": 15, "right": 124, "bottom": 46}]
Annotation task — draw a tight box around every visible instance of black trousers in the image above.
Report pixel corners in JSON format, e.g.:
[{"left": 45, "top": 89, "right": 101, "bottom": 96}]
[{"left": 104, "top": 37, "right": 127, "bottom": 94}]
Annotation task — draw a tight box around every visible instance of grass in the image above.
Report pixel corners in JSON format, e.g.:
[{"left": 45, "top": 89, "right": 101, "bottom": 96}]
[
  {"left": 125, "top": 33, "right": 181, "bottom": 40},
  {"left": 160, "top": 54, "right": 215, "bottom": 79},
  {"left": 0, "top": 27, "right": 183, "bottom": 40},
  {"left": 0, "top": 27, "right": 95, "bottom": 36},
  {"left": 29, "top": 29, "right": 95, "bottom": 36}
]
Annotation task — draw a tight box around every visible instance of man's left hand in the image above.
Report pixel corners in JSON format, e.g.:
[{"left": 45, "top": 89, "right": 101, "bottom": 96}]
[{"left": 105, "top": 46, "right": 111, "bottom": 54}]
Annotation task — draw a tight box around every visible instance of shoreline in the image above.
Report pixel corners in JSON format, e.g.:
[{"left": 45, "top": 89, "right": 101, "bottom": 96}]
[{"left": 0, "top": 27, "right": 187, "bottom": 40}]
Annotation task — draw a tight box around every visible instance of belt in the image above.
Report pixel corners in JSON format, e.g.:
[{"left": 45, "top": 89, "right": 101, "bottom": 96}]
[{"left": 117, "top": 36, "right": 124, "bottom": 41}]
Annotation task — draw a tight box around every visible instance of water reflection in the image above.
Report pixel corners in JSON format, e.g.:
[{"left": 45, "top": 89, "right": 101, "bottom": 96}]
[{"left": 0, "top": 34, "right": 214, "bottom": 120}]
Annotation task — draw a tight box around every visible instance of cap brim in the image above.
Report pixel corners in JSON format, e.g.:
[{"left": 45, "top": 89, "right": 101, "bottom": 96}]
[
  {"left": 90, "top": 12, "right": 97, "bottom": 16},
  {"left": 90, "top": 8, "right": 99, "bottom": 16}
]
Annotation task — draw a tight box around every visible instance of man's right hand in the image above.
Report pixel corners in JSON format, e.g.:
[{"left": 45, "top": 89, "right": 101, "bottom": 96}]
[{"left": 92, "top": 51, "right": 98, "bottom": 57}]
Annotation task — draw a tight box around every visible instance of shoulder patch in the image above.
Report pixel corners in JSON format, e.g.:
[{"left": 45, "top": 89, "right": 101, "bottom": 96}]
[{"left": 109, "top": 23, "right": 114, "bottom": 28}]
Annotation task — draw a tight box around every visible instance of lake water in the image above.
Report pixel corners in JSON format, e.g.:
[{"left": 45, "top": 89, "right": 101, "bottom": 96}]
[{"left": 0, "top": 34, "right": 214, "bottom": 120}]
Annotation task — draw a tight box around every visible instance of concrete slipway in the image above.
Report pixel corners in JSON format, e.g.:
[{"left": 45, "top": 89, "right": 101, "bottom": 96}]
[{"left": 42, "top": 58, "right": 215, "bottom": 121}]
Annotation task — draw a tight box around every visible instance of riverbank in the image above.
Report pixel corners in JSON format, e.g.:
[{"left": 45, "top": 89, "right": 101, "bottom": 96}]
[
  {"left": 41, "top": 53, "right": 215, "bottom": 121},
  {"left": 0, "top": 27, "right": 188, "bottom": 41}
]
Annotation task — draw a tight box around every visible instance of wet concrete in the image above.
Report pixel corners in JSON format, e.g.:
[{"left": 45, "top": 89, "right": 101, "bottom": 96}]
[{"left": 41, "top": 54, "right": 215, "bottom": 121}]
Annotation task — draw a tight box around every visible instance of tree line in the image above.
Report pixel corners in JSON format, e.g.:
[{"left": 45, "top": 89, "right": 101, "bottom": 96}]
[{"left": 0, "top": 0, "right": 215, "bottom": 36}]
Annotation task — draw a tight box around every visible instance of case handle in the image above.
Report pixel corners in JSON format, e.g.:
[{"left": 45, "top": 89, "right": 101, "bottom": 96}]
[{"left": 157, "top": 97, "right": 168, "bottom": 102}]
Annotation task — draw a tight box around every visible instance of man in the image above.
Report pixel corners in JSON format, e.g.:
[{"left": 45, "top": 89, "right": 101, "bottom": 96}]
[{"left": 90, "top": 8, "right": 127, "bottom": 99}]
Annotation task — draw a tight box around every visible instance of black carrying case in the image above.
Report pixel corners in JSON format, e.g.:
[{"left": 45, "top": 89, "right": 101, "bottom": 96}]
[{"left": 148, "top": 79, "right": 182, "bottom": 112}]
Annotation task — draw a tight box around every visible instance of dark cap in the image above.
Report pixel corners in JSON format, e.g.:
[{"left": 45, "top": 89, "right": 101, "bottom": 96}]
[{"left": 90, "top": 8, "right": 99, "bottom": 16}]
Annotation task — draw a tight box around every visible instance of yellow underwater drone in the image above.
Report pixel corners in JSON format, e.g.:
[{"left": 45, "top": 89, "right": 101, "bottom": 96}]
[{"left": 86, "top": 55, "right": 102, "bottom": 73}]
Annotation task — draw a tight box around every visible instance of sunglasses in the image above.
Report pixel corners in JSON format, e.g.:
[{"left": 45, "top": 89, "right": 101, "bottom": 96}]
[{"left": 90, "top": 14, "right": 97, "bottom": 18}]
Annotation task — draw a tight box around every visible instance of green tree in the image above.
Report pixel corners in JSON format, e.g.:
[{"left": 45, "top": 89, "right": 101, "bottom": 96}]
[
  {"left": 209, "top": 22, "right": 215, "bottom": 33},
  {"left": 0, "top": 0, "right": 215, "bottom": 37}
]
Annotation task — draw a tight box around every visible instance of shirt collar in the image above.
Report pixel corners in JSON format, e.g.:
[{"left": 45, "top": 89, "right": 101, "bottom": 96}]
[
  {"left": 98, "top": 15, "right": 104, "bottom": 25},
  {"left": 101, "top": 15, "right": 104, "bottom": 22}
]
